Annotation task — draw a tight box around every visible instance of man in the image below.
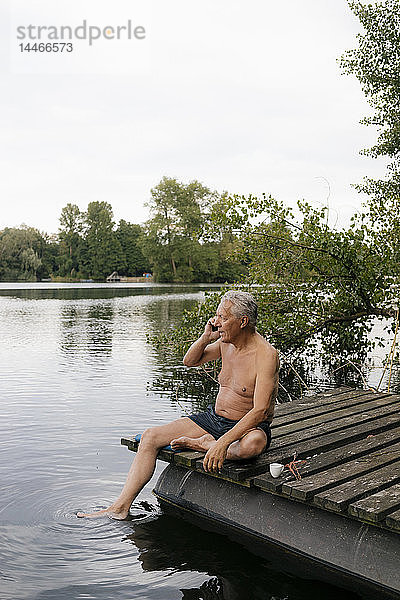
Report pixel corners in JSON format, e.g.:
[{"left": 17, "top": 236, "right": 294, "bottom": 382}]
[{"left": 77, "top": 290, "right": 279, "bottom": 519}]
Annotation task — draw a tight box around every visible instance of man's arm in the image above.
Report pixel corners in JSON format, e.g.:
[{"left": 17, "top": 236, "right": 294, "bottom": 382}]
[
  {"left": 203, "top": 346, "right": 279, "bottom": 472},
  {"left": 183, "top": 319, "right": 221, "bottom": 367}
]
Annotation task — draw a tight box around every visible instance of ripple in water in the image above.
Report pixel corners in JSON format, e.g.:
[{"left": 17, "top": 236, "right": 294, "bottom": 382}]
[{"left": 0, "top": 495, "right": 162, "bottom": 600}]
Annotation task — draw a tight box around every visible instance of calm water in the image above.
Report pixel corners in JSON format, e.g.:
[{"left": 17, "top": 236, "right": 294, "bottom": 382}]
[{"left": 0, "top": 283, "right": 390, "bottom": 600}]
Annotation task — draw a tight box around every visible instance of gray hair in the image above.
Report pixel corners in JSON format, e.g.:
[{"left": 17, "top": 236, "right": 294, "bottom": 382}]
[{"left": 221, "top": 290, "right": 258, "bottom": 329}]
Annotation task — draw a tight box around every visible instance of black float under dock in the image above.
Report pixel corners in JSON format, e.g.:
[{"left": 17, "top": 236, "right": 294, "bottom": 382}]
[{"left": 121, "top": 387, "right": 400, "bottom": 599}]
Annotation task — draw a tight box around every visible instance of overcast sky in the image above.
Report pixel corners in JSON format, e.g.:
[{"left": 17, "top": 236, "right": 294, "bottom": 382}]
[{"left": 1, "top": 0, "right": 388, "bottom": 234}]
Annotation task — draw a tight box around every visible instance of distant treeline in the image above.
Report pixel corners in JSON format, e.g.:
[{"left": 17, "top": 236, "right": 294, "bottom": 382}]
[{"left": 0, "top": 177, "right": 246, "bottom": 283}]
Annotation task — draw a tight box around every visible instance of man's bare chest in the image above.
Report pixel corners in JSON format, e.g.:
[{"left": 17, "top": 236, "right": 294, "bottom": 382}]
[{"left": 218, "top": 353, "right": 256, "bottom": 398}]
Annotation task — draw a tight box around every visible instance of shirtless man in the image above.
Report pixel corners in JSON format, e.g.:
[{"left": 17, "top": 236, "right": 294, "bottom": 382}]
[{"left": 77, "top": 290, "right": 279, "bottom": 519}]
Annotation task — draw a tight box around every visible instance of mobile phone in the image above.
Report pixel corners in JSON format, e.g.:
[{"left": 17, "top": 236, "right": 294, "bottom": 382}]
[{"left": 211, "top": 324, "right": 218, "bottom": 332}]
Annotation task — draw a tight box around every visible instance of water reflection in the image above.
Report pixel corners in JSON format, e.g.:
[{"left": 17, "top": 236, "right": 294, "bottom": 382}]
[
  {"left": 59, "top": 301, "right": 114, "bottom": 358},
  {"left": 0, "top": 283, "right": 221, "bottom": 301},
  {"left": 151, "top": 365, "right": 219, "bottom": 411},
  {"left": 125, "top": 514, "right": 362, "bottom": 600}
]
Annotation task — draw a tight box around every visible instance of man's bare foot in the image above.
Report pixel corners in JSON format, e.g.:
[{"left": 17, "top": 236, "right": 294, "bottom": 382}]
[
  {"left": 76, "top": 504, "right": 130, "bottom": 520},
  {"left": 170, "top": 433, "right": 214, "bottom": 453}
]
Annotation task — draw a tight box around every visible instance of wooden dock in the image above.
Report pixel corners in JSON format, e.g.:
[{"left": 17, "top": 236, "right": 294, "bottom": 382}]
[
  {"left": 122, "top": 386, "right": 400, "bottom": 531},
  {"left": 121, "top": 386, "right": 400, "bottom": 597}
]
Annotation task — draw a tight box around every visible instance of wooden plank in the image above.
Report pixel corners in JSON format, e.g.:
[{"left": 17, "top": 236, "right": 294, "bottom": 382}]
[
  {"left": 264, "top": 411, "right": 400, "bottom": 474},
  {"left": 276, "top": 386, "right": 352, "bottom": 411},
  {"left": 273, "top": 388, "right": 371, "bottom": 422},
  {"left": 193, "top": 456, "right": 267, "bottom": 482},
  {"left": 121, "top": 436, "right": 139, "bottom": 451},
  {"left": 157, "top": 448, "right": 176, "bottom": 462},
  {"left": 121, "top": 437, "right": 183, "bottom": 464},
  {"left": 194, "top": 458, "right": 252, "bottom": 487},
  {"left": 271, "top": 393, "right": 395, "bottom": 438},
  {"left": 271, "top": 402, "right": 400, "bottom": 451},
  {"left": 253, "top": 425, "right": 400, "bottom": 494},
  {"left": 174, "top": 451, "right": 205, "bottom": 467},
  {"left": 120, "top": 437, "right": 201, "bottom": 465},
  {"left": 386, "top": 508, "right": 400, "bottom": 532},
  {"left": 313, "top": 462, "right": 400, "bottom": 513},
  {"left": 274, "top": 387, "right": 369, "bottom": 418},
  {"left": 348, "top": 483, "right": 400, "bottom": 523},
  {"left": 280, "top": 443, "right": 400, "bottom": 501},
  {"left": 272, "top": 392, "right": 393, "bottom": 429}
]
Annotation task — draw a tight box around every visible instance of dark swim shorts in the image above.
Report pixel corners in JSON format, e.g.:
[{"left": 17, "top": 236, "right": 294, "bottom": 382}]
[{"left": 188, "top": 404, "right": 272, "bottom": 449}]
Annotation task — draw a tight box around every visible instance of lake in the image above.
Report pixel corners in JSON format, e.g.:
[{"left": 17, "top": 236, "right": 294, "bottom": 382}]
[{"left": 0, "top": 283, "right": 393, "bottom": 600}]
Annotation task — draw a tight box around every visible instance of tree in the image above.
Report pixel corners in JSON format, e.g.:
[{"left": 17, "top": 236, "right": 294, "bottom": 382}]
[
  {"left": 164, "top": 193, "right": 398, "bottom": 368},
  {"left": 58, "top": 203, "right": 83, "bottom": 277},
  {"left": 20, "top": 248, "right": 41, "bottom": 277},
  {"left": 38, "top": 233, "right": 59, "bottom": 279},
  {"left": 115, "top": 220, "right": 150, "bottom": 276},
  {"left": 340, "top": 0, "right": 400, "bottom": 271},
  {"left": 143, "top": 177, "right": 246, "bottom": 283},
  {"left": 84, "top": 201, "right": 122, "bottom": 279},
  {"left": 144, "top": 177, "right": 217, "bottom": 282},
  {"left": 0, "top": 226, "right": 47, "bottom": 280},
  {"left": 161, "top": 2, "right": 400, "bottom": 367}
]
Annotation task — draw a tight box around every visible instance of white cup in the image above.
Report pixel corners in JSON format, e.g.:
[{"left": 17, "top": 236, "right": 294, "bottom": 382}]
[{"left": 269, "top": 462, "right": 284, "bottom": 478}]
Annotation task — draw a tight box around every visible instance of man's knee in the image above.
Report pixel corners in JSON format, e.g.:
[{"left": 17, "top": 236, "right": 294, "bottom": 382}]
[
  {"left": 140, "top": 427, "right": 163, "bottom": 450},
  {"left": 237, "top": 431, "right": 267, "bottom": 458}
]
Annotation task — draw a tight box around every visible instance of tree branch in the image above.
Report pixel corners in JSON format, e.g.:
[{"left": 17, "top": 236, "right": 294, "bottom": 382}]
[{"left": 282, "top": 308, "right": 395, "bottom": 347}]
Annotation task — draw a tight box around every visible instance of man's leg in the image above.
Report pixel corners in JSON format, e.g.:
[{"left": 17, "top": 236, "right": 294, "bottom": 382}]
[
  {"left": 171, "top": 429, "right": 268, "bottom": 460},
  {"left": 170, "top": 432, "right": 215, "bottom": 452},
  {"left": 77, "top": 417, "right": 209, "bottom": 519},
  {"left": 226, "top": 429, "right": 268, "bottom": 459}
]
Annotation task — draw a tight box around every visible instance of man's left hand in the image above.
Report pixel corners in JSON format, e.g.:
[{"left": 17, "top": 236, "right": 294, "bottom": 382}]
[{"left": 203, "top": 439, "right": 229, "bottom": 473}]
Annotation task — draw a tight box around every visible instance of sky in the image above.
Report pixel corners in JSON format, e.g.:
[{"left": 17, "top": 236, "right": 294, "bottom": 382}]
[{"left": 1, "top": 0, "right": 388, "bottom": 235}]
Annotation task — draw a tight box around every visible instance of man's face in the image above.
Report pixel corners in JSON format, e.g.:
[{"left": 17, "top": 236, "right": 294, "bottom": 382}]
[{"left": 214, "top": 301, "right": 242, "bottom": 343}]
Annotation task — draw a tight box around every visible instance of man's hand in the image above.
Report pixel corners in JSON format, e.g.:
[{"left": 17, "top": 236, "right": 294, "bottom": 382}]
[
  {"left": 183, "top": 316, "right": 221, "bottom": 367},
  {"left": 203, "top": 438, "right": 229, "bottom": 473},
  {"left": 203, "top": 317, "right": 220, "bottom": 343}
]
